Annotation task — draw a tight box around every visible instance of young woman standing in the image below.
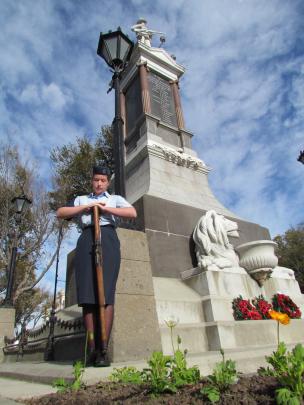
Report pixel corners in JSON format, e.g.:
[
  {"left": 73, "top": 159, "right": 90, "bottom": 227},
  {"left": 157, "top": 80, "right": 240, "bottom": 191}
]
[{"left": 56, "top": 166, "right": 137, "bottom": 366}]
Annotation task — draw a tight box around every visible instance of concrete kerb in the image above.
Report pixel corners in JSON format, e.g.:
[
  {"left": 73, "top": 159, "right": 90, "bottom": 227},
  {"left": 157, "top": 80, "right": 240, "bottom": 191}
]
[
  {"left": 0, "top": 377, "right": 57, "bottom": 403},
  {"left": 0, "top": 396, "right": 27, "bottom": 405}
]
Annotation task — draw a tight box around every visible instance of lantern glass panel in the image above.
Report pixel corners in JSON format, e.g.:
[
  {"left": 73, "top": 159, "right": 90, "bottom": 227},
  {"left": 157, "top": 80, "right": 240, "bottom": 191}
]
[
  {"left": 100, "top": 42, "right": 110, "bottom": 65},
  {"left": 14, "top": 197, "right": 25, "bottom": 214},
  {"left": 22, "top": 197, "right": 31, "bottom": 212},
  {"left": 105, "top": 36, "right": 118, "bottom": 62},
  {"left": 12, "top": 195, "right": 32, "bottom": 214},
  {"left": 119, "top": 36, "right": 131, "bottom": 63}
]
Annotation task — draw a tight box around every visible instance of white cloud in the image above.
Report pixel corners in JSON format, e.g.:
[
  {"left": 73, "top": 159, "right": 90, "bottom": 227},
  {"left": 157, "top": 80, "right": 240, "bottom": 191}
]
[
  {"left": 19, "top": 83, "right": 73, "bottom": 111},
  {"left": 41, "top": 83, "right": 72, "bottom": 110},
  {"left": 19, "top": 84, "right": 40, "bottom": 104}
]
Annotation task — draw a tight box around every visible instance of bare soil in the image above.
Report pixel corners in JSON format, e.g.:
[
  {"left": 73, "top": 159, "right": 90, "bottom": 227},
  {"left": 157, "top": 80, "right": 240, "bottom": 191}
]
[{"left": 24, "top": 374, "right": 280, "bottom": 404}]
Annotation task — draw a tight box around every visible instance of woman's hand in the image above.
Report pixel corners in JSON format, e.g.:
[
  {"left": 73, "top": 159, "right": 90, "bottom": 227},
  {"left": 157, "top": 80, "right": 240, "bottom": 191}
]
[
  {"left": 97, "top": 202, "right": 107, "bottom": 213},
  {"left": 84, "top": 201, "right": 106, "bottom": 212}
]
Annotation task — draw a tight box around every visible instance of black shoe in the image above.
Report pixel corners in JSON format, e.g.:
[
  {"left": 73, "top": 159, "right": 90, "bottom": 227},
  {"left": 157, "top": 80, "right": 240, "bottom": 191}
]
[
  {"left": 85, "top": 349, "right": 97, "bottom": 367},
  {"left": 94, "top": 351, "right": 111, "bottom": 367}
]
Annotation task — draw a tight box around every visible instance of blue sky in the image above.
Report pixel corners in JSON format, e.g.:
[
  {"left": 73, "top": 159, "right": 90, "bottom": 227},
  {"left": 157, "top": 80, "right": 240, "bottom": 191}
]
[{"left": 1, "top": 0, "right": 304, "bottom": 293}]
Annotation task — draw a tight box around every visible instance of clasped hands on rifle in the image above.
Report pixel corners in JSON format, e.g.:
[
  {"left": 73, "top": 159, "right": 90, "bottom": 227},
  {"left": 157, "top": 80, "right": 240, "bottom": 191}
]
[
  {"left": 84, "top": 201, "right": 108, "bottom": 214},
  {"left": 56, "top": 200, "right": 136, "bottom": 221}
]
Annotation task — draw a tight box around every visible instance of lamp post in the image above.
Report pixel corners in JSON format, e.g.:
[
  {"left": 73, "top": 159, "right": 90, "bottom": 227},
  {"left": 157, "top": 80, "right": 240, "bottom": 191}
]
[
  {"left": 3, "top": 195, "right": 32, "bottom": 307},
  {"left": 97, "top": 27, "right": 133, "bottom": 197},
  {"left": 297, "top": 150, "right": 304, "bottom": 165},
  {"left": 44, "top": 222, "right": 63, "bottom": 361}
]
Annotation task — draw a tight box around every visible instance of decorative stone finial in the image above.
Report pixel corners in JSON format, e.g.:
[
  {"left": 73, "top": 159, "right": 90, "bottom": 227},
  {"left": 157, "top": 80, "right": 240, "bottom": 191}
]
[{"left": 131, "top": 18, "right": 165, "bottom": 47}]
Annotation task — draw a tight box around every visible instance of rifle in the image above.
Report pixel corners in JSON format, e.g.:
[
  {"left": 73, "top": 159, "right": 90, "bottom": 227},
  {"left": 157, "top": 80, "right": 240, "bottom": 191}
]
[{"left": 93, "top": 205, "right": 107, "bottom": 354}]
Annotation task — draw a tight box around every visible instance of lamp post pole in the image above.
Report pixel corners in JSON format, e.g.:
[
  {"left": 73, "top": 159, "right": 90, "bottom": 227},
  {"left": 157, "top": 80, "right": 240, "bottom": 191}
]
[
  {"left": 113, "top": 67, "right": 126, "bottom": 197},
  {"left": 44, "top": 223, "right": 63, "bottom": 361},
  {"left": 3, "top": 235, "right": 18, "bottom": 307},
  {"left": 2, "top": 195, "right": 32, "bottom": 308}
]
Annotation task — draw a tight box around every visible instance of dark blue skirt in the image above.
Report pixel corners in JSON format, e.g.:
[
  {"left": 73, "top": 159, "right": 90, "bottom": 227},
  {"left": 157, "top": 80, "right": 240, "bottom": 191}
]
[{"left": 75, "top": 225, "right": 120, "bottom": 306}]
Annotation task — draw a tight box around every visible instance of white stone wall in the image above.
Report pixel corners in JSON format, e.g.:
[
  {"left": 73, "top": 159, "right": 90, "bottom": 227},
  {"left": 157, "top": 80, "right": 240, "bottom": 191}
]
[{"left": 126, "top": 140, "right": 239, "bottom": 219}]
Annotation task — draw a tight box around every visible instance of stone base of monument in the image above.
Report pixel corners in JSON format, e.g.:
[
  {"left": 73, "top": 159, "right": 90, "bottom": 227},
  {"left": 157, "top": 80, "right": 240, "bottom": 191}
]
[
  {"left": 3, "top": 229, "right": 162, "bottom": 364},
  {"left": 151, "top": 269, "right": 304, "bottom": 355}
]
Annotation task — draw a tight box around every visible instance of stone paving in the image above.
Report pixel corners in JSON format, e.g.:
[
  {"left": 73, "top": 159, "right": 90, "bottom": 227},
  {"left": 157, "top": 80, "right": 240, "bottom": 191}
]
[{"left": 0, "top": 359, "right": 147, "bottom": 403}]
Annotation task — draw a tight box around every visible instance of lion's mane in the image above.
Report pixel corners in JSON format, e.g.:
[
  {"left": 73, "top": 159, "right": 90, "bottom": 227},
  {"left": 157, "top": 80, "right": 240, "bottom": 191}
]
[{"left": 193, "top": 210, "right": 240, "bottom": 270}]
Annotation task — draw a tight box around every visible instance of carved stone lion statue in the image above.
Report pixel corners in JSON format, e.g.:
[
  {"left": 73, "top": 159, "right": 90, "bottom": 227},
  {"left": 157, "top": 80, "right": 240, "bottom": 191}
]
[{"left": 193, "top": 210, "right": 242, "bottom": 271}]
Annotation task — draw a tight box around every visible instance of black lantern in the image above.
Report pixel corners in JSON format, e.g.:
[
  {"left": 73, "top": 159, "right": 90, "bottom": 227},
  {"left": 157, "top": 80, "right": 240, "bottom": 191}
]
[
  {"left": 2, "top": 194, "right": 32, "bottom": 307},
  {"left": 97, "top": 28, "right": 133, "bottom": 70},
  {"left": 297, "top": 150, "right": 304, "bottom": 165},
  {"left": 97, "top": 28, "right": 134, "bottom": 197},
  {"left": 12, "top": 195, "right": 32, "bottom": 215}
]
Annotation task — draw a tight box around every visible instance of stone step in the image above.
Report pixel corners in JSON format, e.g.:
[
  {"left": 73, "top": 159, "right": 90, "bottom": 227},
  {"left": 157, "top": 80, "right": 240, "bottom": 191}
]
[
  {"left": 159, "top": 322, "right": 209, "bottom": 354},
  {"left": 155, "top": 300, "right": 205, "bottom": 324},
  {"left": 153, "top": 277, "right": 205, "bottom": 324},
  {"left": 185, "top": 343, "right": 303, "bottom": 375},
  {"left": 159, "top": 318, "right": 304, "bottom": 353}
]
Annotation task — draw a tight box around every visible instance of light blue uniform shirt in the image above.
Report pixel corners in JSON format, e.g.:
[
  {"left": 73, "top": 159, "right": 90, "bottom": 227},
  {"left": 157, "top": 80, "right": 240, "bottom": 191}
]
[{"left": 73, "top": 191, "right": 132, "bottom": 228}]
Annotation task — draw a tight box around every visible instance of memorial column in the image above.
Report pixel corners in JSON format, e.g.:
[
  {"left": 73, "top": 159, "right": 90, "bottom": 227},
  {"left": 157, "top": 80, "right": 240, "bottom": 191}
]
[
  {"left": 138, "top": 62, "right": 151, "bottom": 114},
  {"left": 171, "top": 80, "right": 185, "bottom": 129}
]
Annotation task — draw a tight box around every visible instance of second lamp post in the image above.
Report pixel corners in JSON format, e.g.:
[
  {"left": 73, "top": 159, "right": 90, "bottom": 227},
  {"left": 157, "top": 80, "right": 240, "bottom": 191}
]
[{"left": 3, "top": 195, "right": 32, "bottom": 307}]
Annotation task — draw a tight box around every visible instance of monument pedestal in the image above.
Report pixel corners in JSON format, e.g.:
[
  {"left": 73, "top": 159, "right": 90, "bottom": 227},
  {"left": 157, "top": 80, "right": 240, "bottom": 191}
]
[
  {"left": 107, "top": 228, "right": 162, "bottom": 362},
  {"left": 132, "top": 194, "right": 270, "bottom": 278},
  {"left": 55, "top": 229, "right": 162, "bottom": 362},
  {"left": 3, "top": 229, "right": 162, "bottom": 363},
  {"left": 152, "top": 270, "right": 304, "bottom": 355}
]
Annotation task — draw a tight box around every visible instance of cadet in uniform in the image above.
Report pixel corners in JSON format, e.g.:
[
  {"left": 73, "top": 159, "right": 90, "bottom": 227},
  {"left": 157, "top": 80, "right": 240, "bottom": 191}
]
[{"left": 56, "top": 166, "right": 137, "bottom": 366}]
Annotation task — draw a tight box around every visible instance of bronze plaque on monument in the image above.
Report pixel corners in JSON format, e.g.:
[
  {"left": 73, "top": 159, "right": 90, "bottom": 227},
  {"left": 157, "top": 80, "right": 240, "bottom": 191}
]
[
  {"left": 148, "top": 72, "right": 177, "bottom": 127},
  {"left": 125, "top": 74, "right": 143, "bottom": 134}
]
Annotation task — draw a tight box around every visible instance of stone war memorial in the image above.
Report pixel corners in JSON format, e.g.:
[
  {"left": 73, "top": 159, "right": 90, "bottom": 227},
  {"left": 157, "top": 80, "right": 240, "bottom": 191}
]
[{"left": 2, "top": 20, "right": 304, "bottom": 371}]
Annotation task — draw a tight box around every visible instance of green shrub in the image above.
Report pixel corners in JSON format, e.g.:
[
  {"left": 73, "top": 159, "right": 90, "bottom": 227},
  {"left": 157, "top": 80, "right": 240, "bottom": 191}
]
[
  {"left": 259, "top": 342, "right": 304, "bottom": 405},
  {"left": 142, "top": 351, "right": 176, "bottom": 394},
  {"left": 52, "top": 377, "right": 69, "bottom": 393},
  {"left": 171, "top": 349, "right": 200, "bottom": 388},
  {"left": 201, "top": 349, "right": 238, "bottom": 403},
  {"left": 110, "top": 366, "right": 143, "bottom": 384},
  {"left": 53, "top": 361, "right": 85, "bottom": 392},
  {"left": 110, "top": 334, "right": 200, "bottom": 396}
]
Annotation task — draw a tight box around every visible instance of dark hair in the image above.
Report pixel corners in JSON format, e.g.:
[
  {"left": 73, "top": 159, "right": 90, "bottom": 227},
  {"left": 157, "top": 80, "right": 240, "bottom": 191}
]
[{"left": 92, "top": 166, "right": 111, "bottom": 179}]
